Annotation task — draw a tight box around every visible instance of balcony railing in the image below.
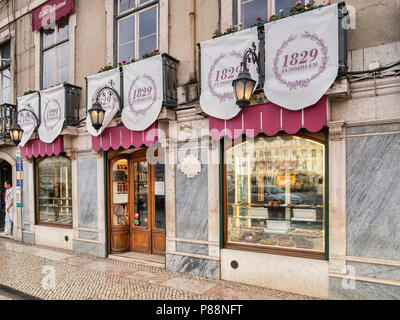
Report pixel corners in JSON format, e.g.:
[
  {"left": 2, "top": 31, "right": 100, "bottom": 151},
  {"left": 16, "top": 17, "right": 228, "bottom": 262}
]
[
  {"left": 162, "top": 53, "right": 179, "bottom": 106},
  {"left": 0, "top": 103, "right": 16, "bottom": 143},
  {"left": 197, "top": 1, "right": 348, "bottom": 94}
]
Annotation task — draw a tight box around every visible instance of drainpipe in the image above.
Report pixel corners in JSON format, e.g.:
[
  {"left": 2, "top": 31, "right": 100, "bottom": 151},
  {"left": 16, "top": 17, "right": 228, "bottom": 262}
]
[{"left": 189, "top": 0, "right": 196, "bottom": 83}]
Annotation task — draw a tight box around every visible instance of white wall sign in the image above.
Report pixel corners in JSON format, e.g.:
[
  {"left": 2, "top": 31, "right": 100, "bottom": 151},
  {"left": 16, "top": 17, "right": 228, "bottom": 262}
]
[
  {"left": 200, "top": 27, "right": 259, "bottom": 120},
  {"left": 122, "top": 54, "right": 163, "bottom": 131},
  {"left": 17, "top": 92, "right": 40, "bottom": 147},
  {"left": 87, "top": 67, "right": 121, "bottom": 136},
  {"left": 38, "top": 85, "right": 65, "bottom": 143},
  {"left": 264, "top": 4, "right": 339, "bottom": 110}
]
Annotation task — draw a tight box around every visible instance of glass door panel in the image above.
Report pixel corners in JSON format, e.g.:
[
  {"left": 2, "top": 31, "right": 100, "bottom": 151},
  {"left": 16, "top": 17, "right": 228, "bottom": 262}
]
[
  {"left": 133, "top": 161, "right": 149, "bottom": 227},
  {"left": 112, "top": 159, "right": 129, "bottom": 226},
  {"left": 154, "top": 163, "right": 165, "bottom": 229}
]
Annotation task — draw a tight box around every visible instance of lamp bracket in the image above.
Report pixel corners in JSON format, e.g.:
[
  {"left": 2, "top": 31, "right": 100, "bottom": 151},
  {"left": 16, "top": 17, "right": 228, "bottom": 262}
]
[
  {"left": 95, "top": 86, "right": 123, "bottom": 113},
  {"left": 16, "top": 109, "right": 40, "bottom": 128},
  {"left": 242, "top": 41, "right": 261, "bottom": 76}
]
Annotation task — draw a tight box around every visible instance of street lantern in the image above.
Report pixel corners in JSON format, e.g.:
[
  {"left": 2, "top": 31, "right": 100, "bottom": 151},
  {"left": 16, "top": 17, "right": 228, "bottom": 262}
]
[
  {"left": 87, "top": 86, "right": 122, "bottom": 131},
  {"left": 232, "top": 41, "right": 261, "bottom": 111},
  {"left": 88, "top": 101, "right": 105, "bottom": 131},
  {"left": 10, "top": 123, "right": 23, "bottom": 145},
  {"left": 232, "top": 69, "right": 256, "bottom": 110},
  {"left": 10, "top": 109, "right": 40, "bottom": 145}
]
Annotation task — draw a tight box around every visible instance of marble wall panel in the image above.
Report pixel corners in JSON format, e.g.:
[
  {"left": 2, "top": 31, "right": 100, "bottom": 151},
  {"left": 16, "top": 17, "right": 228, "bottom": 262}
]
[
  {"left": 22, "top": 232, "right": 34, "bottom": 245},
  {"left": 22, "top": 161, "right": 29, "bottom": 223},
  {"left": 347, "top": 123, "right": 400, "bottom": 135},
  {"left": 175, "top": 140, "right": 209, "bottom": 241},
  {"left": 78, "top": 230, "right": 99, "bottom": 241},
  {"left": 166, "top": 253, "right": 220, "bottom": 279},
  {"left": 329, "top": 277, "right": 400, "bottom": 300},
  {"left": 348, "top": 262, "right": 400, "bottom": 282},
  {"left": 78, "top": 157, "right": 98, "bottom": 229},
  {"left": 346, "top": 133, "right": 400, "bottom": 261},
  {"left": 176, "top": 242, "right": 209, "bottom": 255},
  {"left": 73, "top": 239, "right": 106, "bottom": 258}
]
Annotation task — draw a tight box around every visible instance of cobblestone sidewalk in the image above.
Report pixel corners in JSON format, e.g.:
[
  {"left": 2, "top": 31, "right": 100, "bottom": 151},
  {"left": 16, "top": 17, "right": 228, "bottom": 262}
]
[{"left": 0, "top": 238, "right": 318, "bottom": 300}]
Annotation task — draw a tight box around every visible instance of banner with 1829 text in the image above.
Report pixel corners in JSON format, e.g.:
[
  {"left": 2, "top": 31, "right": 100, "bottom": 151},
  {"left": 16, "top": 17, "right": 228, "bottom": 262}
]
[
  {"left": 86, "top": 67, "right": 121, "bottom": 137},
  {"left": 200, "top": 27, "right": 259, "bottom": 120},
  {"left": 122, "top": 54, "right": 163, "bottom": 131},
  {"left": 264, "top": 3, "right": 338, "bottom": 110},
  {"left": 38, "top": 84, "right": 65, "bottom": 143},
  {"left": 17, "top": 92, "right": 40, "bottom": 147}
]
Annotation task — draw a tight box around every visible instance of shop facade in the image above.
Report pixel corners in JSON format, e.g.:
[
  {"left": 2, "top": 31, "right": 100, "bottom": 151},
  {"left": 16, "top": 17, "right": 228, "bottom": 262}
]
[{"left": 0, "top": 0, "right": 398, "bottom": 300}]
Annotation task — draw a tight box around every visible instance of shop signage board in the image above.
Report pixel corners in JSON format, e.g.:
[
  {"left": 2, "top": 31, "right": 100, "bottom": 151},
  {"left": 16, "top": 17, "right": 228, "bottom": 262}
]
[
  {"left": 122, "top": 55, "right": 164, "bottom": 131},
  {"left": 199, "top": 27, "right": 259, "bottom": 120},
  {"left": 264, "top": 4, "right": 338, "bottom": 110},
  {"left": 17, "top": 92, "right": 40, "bottom": 147},
  {"left": 38, "top": 85, "right": 66, "bottom": 143},
  {"left": 16, "top": 149, "right": 21, "bottom": 208},
  {"left": 32, "top": 0, "right": 74, "bottom": 31},
  {"left": 86, "top": 68, "right": 121, "bottom": 136}
]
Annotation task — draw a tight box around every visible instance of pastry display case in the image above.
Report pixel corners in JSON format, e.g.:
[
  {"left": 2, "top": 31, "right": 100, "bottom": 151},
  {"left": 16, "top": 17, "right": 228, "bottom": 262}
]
[
  {"left": 112, "top": 159, "right": 129, "bottom": 226},
  {"left": 225, "top": 135, "right": 325, "bottom": 253}
]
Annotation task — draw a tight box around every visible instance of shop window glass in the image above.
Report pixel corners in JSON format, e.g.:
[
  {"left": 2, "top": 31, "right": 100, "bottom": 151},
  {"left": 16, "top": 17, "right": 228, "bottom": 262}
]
[
  {"left": 42, "top": 16, "right": 69, "bottom": 89},
  {"left": 117, "top": 1, "right": 158, "bottom": 62},
  {"left": 112, "top": 159, "right": 130, "bottom": 226},
  {"left": 154, "top": 163, "right": 165, "bottom": 229},
  {"left": 225, "top": 135, "right": 325, "bottom": 253},
  {"left": 239, "top": 0, "right": 268, "bottom": 29},
  {"left": 37, "top": 156, "right": 72, "bottom": 226},
  {"left": 0, "top": 42, "right": 11, "bottom": 104}
]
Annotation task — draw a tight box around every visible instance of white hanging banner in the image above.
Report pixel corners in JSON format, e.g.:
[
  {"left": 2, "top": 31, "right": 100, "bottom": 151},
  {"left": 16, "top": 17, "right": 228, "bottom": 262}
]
[
  {"left": 200, "top": 27, "right": 259, "bottom": 120},
  {"left": 264, "top": 4, "right": 339, "bottom": 110},
  {"left": 122, "top": 54, "right": 163, "bottom": 131},
  {"left": 86, "top": 68, "right": 121, "bottom": 136},
  {"left": 17, "top": 92, "right": 40, "bottom": 147},
  {"left": 38, "top": 85, "right": 65, "bottom": 143}
]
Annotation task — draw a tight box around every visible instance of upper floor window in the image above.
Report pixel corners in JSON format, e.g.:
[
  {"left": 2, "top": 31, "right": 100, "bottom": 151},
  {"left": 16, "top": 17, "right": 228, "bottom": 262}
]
[
  {"left": 0, "top": 42, "right": 10, "bottom": 104},
  {"left": 42, "top": 16, "right": 70, "bottom": 89},
  {"left": 117, "top": 0, "right": 158, "bottom": 63},
  {"left": 237, "top": 0, "right": 313, "bottom": 29}
]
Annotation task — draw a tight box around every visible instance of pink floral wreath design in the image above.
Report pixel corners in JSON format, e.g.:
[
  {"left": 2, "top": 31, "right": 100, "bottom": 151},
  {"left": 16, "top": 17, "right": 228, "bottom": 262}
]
[
  {"left": 272, "top": 31, "right": 329, "bottom": 91},
  {"left": 43, "top": 99, "right": 62, "bottom": 131},
  {"left": 208, "top": 50, "right": 243, "bottom": 102},
  {"left": 92, "top": 80, "right": 120, "bottom": 111},
  {"left": 128, "top": 74, "right": 158, "bottom": 115}
]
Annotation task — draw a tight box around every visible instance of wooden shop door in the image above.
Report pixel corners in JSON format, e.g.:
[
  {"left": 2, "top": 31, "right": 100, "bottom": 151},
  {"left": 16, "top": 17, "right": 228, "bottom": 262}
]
[
  {"left": 130, "top": 152, "right": 166, "bottom": 255},
  {"left": 109, "top": 149, "right": 165, "bottom": 256}
]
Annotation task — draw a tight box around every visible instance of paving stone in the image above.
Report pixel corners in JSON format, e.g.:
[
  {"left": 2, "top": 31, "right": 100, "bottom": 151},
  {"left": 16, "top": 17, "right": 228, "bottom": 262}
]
[{"left": 0, "top": 238, "right": 319, "bottom": 300}]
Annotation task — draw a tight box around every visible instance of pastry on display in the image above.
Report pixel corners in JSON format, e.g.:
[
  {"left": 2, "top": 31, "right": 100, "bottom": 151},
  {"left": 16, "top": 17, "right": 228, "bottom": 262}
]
[
  {"left": 278, "top": 240, "right": 294, "bottom": 247},
  {"left": 260, "top": 238, "right": 276, "bottom": 245}
]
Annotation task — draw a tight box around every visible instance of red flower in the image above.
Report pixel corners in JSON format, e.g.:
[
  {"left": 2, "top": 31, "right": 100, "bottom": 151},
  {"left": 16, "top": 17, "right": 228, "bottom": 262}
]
[
  {"left": 296, "top": 1, "right": 302, "bottom": 6},
  {"left": 327, "top": 2, "right": 331, "bottom": 4},
  {"left": 118, "top": 62, "right": 121, "bottom": 65},
  {"left": 306, "top": 3, "right": 311, "bottom": 7},
  {"left": 153, "top": 49, "right": 159, "bottom": 53},
  {"left": 268, "top": 15, "right": 276, "bottom": 21},
  {"left": 257, "top": 17, "right": 262, "bottom": 21},
  {"left": 122, "top": 60, "right": 126, "bottom": 64}
]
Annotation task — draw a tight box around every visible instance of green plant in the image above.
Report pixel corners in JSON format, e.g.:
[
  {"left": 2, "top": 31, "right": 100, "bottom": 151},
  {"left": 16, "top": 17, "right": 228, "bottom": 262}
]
[
  {"left": 212, "top": 24, "right": 242, "bottom": 39},
  {"left": 24, "top": 90, "right": 36, "bottom": 96},
  {"left": 98, "top": 65, "right": 115, "bottom": 73},
  {"left": 142, "top": 49, "right": 160, "bottom": 59}
]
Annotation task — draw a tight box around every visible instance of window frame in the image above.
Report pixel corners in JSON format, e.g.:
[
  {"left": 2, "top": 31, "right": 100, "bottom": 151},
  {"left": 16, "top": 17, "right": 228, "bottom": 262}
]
[
  {"left": 35, "top": 155, "right": 73, "bottom": 229},
  {"left": 234, "top": 0, "right": 312, "bottom": 27},
  {"left": 221, "top": 130, "right": 328, "bottom": 260},
  {"left": 114, "top": 0, "right": 159, "bottom": 65},
  {"left": 0, "top": 42, "right": 11, "bottom": 104},
  {"left": 40, "top": 17, "right": 70, "bottom": 90}
]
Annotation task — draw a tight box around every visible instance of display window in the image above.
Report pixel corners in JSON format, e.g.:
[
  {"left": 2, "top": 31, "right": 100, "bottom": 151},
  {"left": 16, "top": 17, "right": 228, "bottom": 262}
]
[
  {"left": 224, "top": 132, "right": 326, "bottom": 258},
  {"left": 36, "top": 156, "right": 72, "bottom": 227}
]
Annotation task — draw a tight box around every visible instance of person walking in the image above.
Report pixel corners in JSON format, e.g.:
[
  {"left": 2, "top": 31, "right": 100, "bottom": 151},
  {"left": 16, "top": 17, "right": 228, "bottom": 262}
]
[{"left": 1, "top": 180, "right": 13, "bottom": 236}]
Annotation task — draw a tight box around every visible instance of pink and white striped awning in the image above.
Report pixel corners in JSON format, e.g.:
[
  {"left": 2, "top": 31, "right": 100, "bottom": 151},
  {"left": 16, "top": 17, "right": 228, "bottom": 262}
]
[
  {"left": 92, "top": 123, "right": 159, "bottom": 152},
  {"left": 209, "top": 97, "right": 327, "bottom": 139},
  {"left": 21, "top": 136, "right": 64, "bottom": 159}
]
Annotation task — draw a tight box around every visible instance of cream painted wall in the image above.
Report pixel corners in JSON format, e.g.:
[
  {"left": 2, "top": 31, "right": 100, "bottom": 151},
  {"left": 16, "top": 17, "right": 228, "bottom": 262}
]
[{"left": 221, "top": 248, "right": 330, "bottom": 298}]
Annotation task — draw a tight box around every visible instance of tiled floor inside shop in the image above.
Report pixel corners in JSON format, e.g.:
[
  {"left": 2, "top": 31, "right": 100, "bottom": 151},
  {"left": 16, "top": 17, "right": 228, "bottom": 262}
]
[{"left": 0, "top": 237, "right": 319, "bottom": 300}]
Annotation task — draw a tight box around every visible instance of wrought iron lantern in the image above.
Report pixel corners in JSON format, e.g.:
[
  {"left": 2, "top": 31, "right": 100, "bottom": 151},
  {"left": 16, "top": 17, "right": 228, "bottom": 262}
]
[
  {"left": 232, "top": 42, "right": 261, "bottom": 111},
  {"left": 10, "top": 109, "right": 40, "bottom": 145},
  {"left": 88, "top": 86, "right": 122, "bottom": 131}
]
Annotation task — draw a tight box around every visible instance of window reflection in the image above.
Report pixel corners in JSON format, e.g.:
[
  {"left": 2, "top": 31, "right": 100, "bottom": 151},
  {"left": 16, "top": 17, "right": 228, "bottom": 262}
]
[
  {"left": 240, "top": 0, "right": 268, "bottom": 29},
  {"left": 37, "top": 156, "right": 72, "bottom": 226},
  {"left": 225, "top": 135, "right": 325, "bottom": 252}
]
